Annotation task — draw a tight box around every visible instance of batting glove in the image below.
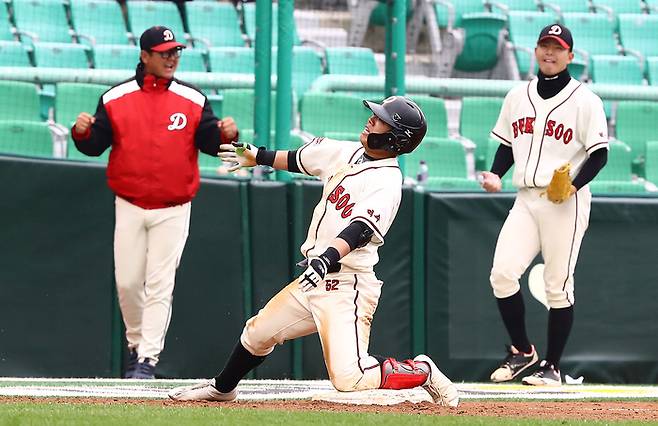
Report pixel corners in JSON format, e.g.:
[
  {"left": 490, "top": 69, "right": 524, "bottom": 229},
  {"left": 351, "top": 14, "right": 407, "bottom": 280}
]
[
  {"left": 218, "top": 142, "right": 258, "bottom": 172},
  {"left": 297, "top": 257, "right": 329, "bottom": 292}
]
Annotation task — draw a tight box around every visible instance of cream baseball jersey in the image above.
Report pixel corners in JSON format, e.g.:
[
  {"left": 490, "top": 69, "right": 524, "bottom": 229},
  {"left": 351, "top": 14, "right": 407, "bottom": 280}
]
[
  {"left": 490, "top": 78, "right": 609, "bottom": 188},
  {"left": 295, "top": 137, "right": 403, "bottom": 272}
]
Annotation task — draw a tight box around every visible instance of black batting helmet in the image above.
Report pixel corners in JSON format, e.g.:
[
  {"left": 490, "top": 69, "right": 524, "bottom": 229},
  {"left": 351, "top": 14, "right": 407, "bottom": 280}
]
[{"left": 363, "top": 96, "right": 427, "bottom": 154}]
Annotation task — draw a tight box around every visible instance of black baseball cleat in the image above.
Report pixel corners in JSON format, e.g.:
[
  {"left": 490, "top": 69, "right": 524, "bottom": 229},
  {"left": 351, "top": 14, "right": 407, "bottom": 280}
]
[
  {"left": 132, "top": 358, "right": 156, "bottom": 379},
  {"left": 522, "top": 360, "right": 562, "bottom": 386},
  {"left": 490, "top": 344, "right": 538, "bottom": 383},
  {"left": 123, "top": 348, "right": 138, "bottom": 379}
]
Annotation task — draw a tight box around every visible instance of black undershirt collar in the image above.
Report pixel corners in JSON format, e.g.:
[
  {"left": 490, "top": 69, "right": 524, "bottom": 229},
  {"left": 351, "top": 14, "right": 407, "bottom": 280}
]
[{"left": 537, "top": 68, "right": 571, "bottom": 100}]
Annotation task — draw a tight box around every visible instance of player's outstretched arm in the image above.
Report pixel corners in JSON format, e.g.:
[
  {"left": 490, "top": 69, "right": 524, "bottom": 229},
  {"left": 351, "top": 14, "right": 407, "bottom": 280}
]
[{"left": 218, "top": 142, "right": 297, "bottom": 173}]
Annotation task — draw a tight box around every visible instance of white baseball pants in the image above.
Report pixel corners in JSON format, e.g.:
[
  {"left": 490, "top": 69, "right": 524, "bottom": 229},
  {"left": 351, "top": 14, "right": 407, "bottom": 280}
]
[
  {"left": 490, "top": 187, "right": 591, "bottom": 308},
  {"left": 114, "top": 196, "right": 191, "bottom": 363},
  {"left": 240, "top": 271, "right": 383, "bottom": 392}
]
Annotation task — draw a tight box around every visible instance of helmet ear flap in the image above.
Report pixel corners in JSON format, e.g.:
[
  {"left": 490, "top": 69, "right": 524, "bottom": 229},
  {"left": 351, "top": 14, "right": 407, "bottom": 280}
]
[{"left": 367, "top": 132, "right": 397, "bottom": 151}]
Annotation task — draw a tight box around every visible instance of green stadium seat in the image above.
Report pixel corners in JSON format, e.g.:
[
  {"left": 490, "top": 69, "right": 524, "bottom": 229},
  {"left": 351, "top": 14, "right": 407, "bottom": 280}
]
[
  {"left": 432, "top": 0, "right": 487, "bottom": 28},
  {"left": 594, "top": 141, "right": 632, "bottom": 181},
  {"left": 290, "top": 46, "right": 323, "bottom": 99},
  {"left": 590, "top": 55, "right": 644, "bottom": 117},
  {"left": 0, "top": 120, "right": 54, "bottom": 158},
  {"left": 542, "top": 0, "right": 590, "bottom": 16},
  {"left": 459, "top": 97, "right": 504, "bottom": 171},
  {"left": 648, "top": 57, "right": 658, "bottom": 86},
  {"left": 454, "top": 13, "right": 507, "bottom": 72},
  {"left": 126, "top": 1, "right": 186, "bottom": 45},
  {"left": 568, "top": 59, "right": 588, "bottom": 81},
  {"left": 324, "top": 47, "right": 379, "bottom": 76},
  {"left": 591, "top": 0, "right": 645, "bottom": 15},
  {"left": 176, "top": 48, "right": 207, "bottom": 72},
  {"left": 645, "top": 141, "right": 658, "bottom": 185},
  {"left": 0, "top": 40, "right": 32, "bottom": 66},
  {"left": 423, "top": 176, "right": 482, "bottom": 191},
  {"left": 55, "top": 82, "right": 109, "bottom": 163},
  {"left": 589, "top": 180, "right": 646, "bottom": 194},
  {"left": 615, "top": 101, "right": 658, "bottom": 174},
  {"left": 69, "top": 0, "right": 131, "bottom": 46},
  {"left": 12, "top": 0, "right": 73, "bottom": 43},
  {"left": 562, "top": 13, "right": 619, "bottom": 65},
  {"left": 221, "top": 89, "right": 296, "bottom": 140},
  {"left": 300, "top": 92, "right": 371, "bottom": 137},
  {"left": 405, "top": 138, "right": 467, "bottom": 179},
  {"left": 411, "top": 95, "right": 448, "bottom": 139},
  {"left": 241, "top": 3, "right": 300, "bottom": 47},
  {"left": 93, "top": 44, "right": 139, "bottom": 70},
  {"left": 488, "top": 0, "right": 541, "bottom": 14},
  {"left": 507, "top": 11, "right": 555, "bottom": 77},
  {"left": 618, "top": 14, "right": 658, "bottom": 60},
  {"left": 301, "top": 92, "right": 371, "bottom": 136},
  {"left": 0, "top": 80, "right": 41, "bottom": 121},
  {"left": 186, "top": 2, "right": 245, "bottom": 48},
  {"left": 32, "top": 42, "right": 90, "bottom": 68},
  {"left": 207, "top": 47, "right": 254, "bottom": 74}
]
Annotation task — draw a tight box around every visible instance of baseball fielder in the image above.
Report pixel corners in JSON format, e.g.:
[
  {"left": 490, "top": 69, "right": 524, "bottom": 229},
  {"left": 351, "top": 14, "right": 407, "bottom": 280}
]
[
  {"left": 480, "top": 24, "right": 608, "bottom": 385},
  {"left": 169, "top": 96, "right": 459, "bottom": 407}
]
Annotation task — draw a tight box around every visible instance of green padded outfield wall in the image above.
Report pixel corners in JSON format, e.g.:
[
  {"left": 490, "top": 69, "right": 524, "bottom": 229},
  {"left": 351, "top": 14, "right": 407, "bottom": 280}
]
[
  {"left": 0, "top": 157, "right": 116, "bottom": 377},
  {"left": 425, "top": 193, "right": 658, "bottom": 384},
  {"left": 157, "top": 178, "right": 245, "bottom": 379}
]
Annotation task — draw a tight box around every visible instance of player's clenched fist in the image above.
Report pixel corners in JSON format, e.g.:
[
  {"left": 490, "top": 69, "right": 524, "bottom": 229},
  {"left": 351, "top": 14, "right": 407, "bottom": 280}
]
[
  {"left": 218, "top": 117, "right": 238, "bottom": 142},
  {"left": 218, "top": 142, "right": 258, "bottom": 172},
  {"left": 297, "top": 257, "right": 329, "bottom": 292},
  {"left": 479, "top": 171, "right": 502, "bottom": 192},
  {"left": 74, "top": 112, "right": 95, "bottom": 134}
]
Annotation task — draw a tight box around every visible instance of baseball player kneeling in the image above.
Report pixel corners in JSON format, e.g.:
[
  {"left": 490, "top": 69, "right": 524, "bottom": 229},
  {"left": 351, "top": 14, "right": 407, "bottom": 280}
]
[{"left": 168, "top": 96, "right": 459, "bottom": 407}]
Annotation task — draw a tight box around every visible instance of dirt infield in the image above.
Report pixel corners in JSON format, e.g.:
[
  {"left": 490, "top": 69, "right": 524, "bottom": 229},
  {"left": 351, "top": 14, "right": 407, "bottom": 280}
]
[{"left": 3, "top": 397, "right": 658, "bottom": 421}]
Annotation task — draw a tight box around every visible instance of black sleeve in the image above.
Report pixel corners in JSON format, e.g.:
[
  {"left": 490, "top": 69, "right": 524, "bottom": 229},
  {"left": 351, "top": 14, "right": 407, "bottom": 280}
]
[
  {"left": 72, "top": 98, "right": 113, "bottom": 157},
  {"left": 337, "top": 220, "right": 375, "bottom": 251},
  {"left": 287, "top": 150, "right": 301, "bottom": 173},
  {"left": 490, "top": 144, "right": 515, "bottom": 178},
  {"left": 572, "top": 148, "right": 608, "bottom": 190},
  {"left": 195, "top": 98, "right": 221, "bottom": 156}
]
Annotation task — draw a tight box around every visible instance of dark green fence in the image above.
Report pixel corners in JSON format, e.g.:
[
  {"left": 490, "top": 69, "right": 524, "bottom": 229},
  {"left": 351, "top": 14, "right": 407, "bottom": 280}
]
[{"left": 1, "top": 157, "right": 657, "bottom": 383}]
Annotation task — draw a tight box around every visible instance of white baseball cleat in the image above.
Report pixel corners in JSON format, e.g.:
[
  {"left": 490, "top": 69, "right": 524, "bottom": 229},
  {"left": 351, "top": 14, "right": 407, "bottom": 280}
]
[
  {"left": 413, "top": 354, "right": 459, "bottom": 408},
  {"left": 168, "top": 380, "right": 237, "bottom": 402}
]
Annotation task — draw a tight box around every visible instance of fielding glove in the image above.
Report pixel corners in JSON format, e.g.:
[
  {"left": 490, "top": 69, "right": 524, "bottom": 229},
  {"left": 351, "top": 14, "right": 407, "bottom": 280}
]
[{"left": 544, "top": 163, "right": 573, "bottom": 204}]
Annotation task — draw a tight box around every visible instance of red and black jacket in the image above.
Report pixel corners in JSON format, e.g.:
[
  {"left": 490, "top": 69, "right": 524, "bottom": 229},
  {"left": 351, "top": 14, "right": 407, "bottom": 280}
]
[{"left": 72, "top": 63, "right": 231, "bottom": 209}]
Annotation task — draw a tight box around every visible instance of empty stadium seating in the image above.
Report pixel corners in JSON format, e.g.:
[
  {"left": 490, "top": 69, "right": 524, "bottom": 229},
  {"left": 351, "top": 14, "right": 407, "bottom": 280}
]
[
  {"left": 616, "top": 101, "right": 658, "bottom": 172},
  {"left": 0, "top": 40, "right": 32, "bottom": 66},
  {"left": 186, "top": 2, "right": 245, "bottom": 48},
  {"left": 405, "top": 138, "right": 468, "bottom": 181},
  {"left": 0, "top": 80, "right": 41, "bottom": 121},
  {"left": 618, "top": 14, "right": 658, "bottom": 60},
  {"left": 32, "top": 42, "right": 90, "bottom": 68},
  {"left": 594, "top": 141, "right": 633, "bottom": 181},
  {"left": 324, "top": 47, "right": 379, "bottom": 76},
  {"left": 126, "top": 1, "right": 186, "bottom": 45},
  {"left": 54, "top": 82, "right": 109, "bottom": 163},
  {"left": 412, "top": 95, "right": 448, "bottom": 139},
  {"left": 12, "top": 0, "right": 73, "bottom": 43},
  {"left": 0, "top": 120, "right": 55, "bottom": 158},
  {"left": 207, "top": 47, "right": 254, "bottom": 74},
  {"left": 459, "top": 97, "right": 504, "bottom": 171},
  {"left": 93, "top": 44, "right": 139, "bottom": 70},
  {"left": 301, "top": 92, "right": 370, "bottom": 137},
  {"left": 69, "top": 0, "right": 131, "bottom": 46}
]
